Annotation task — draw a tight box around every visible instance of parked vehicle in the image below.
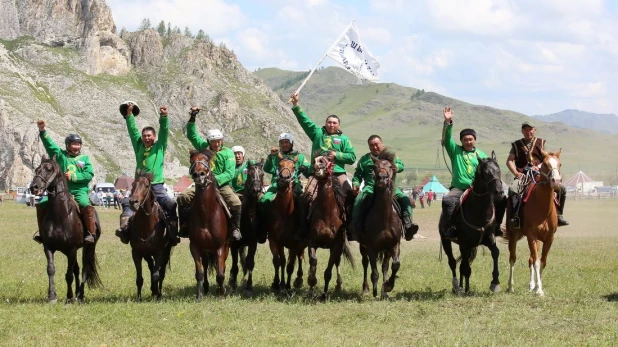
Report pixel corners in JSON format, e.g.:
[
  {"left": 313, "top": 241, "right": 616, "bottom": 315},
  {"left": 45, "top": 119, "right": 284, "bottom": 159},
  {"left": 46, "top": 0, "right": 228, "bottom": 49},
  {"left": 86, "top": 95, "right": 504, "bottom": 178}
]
[
  {"left": 89, "top": 183, "right": 117, "bottom": 205},
  {"left": 15, "top": 185, "right": 43, "bottom": 206}
]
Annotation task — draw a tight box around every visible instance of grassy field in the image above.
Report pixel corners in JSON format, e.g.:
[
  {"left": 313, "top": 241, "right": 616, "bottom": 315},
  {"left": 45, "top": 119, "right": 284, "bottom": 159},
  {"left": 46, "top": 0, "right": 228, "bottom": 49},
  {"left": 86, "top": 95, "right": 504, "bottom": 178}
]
[{"left": 1, "top": 199, "right": 617, "bottom": 346}]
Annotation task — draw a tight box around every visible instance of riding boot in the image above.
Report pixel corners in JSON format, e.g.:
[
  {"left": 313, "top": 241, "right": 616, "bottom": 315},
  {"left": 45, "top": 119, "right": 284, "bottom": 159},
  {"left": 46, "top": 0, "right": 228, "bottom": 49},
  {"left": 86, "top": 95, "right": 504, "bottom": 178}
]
[
  {"left": 508, "top": 192, "right": 521, "bottom": 230},
  {"left": 178, "top": 205, "right": 190, "bottom": 238},
  {"left": 493, "top": 196, "right": 506, "bottom": 237},
  {"left": 79, "top": 205, "right": 97, "bottom": 244},
  {"left": 557, "top": 187, "right": 569, "bottom": 227},
  {"left": 402, "top": 213, "right": 419, "bottom": 241},
  {"left": 33, "top": 204, "right": 47, "bottom": 244},
  {"left": 442, "top": 199, "right": 458, "bottom": 241},
  {"left": 167, "top": 218, "right": 180, "bottom": 246},
  {"left": 230, "top": 209, "right": 242, "bottom": 241},
  {"left": 115, "top": 215, "right": 131, "bottom": 244},
  {"left": 345, "top": 205, "right": 357, "bottom": 242}
]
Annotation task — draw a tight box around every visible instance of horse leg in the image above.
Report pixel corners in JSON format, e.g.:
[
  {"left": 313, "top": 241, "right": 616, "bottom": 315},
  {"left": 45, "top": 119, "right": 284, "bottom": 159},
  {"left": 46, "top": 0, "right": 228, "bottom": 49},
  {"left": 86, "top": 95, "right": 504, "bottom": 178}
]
[
  {"left": 269, "top": 241, "right": 282, "bottom": 292},
  {"left": 294, "top": 251, "right": 304, "bottom": 289},
  {"left": 527, "top": 237, "right": 540, "bottom": 294},
  {"left": 65, "top": 250, "right": 78, "bottom": 302},
  {"left": 507, "top": 231, "right": 517, "bottom": 293},
  {"left": 537, "top": 238, "right": 554, "bottom": 296},
  {"left": 360, "top": 246, "right": 370, "bottom": 296},
  {"left": 383, "top": 244, "right": 401, "bottom": 297},
  {"left": 243, "top": 242, "right": 257, "bottom": 296},
  {"left": 321, "top": 246, "right": 338, "bottom": 301},
  {"left": 73, "top": 258, "right": 81, "bottom": 301},
  {"left": 158, "top": 246, "right": 172, "bottom": 299},
  {"left": 190, "top": 244, "right": 204, "bottom": 301},
  {"left": 441, "top": 239, "right": 460, "bottom": 294},
  {"left": 43, "top": 247, "right": 57, "bottom": 303},
  {"left": 229, "top": 244, "right": 239, "bottom": 291},
  {"left": 369, "top": 252, "right": 379, "bottom": 298},
  {"left": 380, "top": 252, "right": 390, "bottom": 298},
  {"left": 131, "top": 250, "right": 143, "bottom": 301},
  {"left": 279, "top": 246, "right": 286, "bottom": 291},
  {"left": 216, "top": 246, "right": 228, "bottom": 298},
  {"left": 285, "top": 249, "right": 297, "bottom": 290},
  {"left": 488, "top": 242, "right": 501, "bottom": 293},
  {"left": 334, "top": 255, "right": 343, "bottom": 294},
  {"left": 459, "top": 247, "right": 472, "bottom": 293},
  {"left": 307, "top": 246, "right": 318, "bottom": 297},
  {"left": 145, "top": 255, "right": 158, "bottom": 298},
  {"left": 240, "top": 246, "right": 248, "bottom": 278}
]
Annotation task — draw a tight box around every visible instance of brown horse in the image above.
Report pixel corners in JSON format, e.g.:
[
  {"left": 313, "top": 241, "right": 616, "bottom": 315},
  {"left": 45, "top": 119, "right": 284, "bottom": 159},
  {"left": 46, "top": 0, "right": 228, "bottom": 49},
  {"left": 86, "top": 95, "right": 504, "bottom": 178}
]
[
  {"left": 505, "top": 149, "right": 562, "bottom": 296},
  {"left": 359, "top": 149, "right": 402, "bottom": 299},
  {"left": 30, "top": 156, "right": 101, "bottom": 303},
  {"left": 128, "top": 170, "right": 174, "bottom": 300},
  {"left": 188, "top": 149, "right": 229, "bottom": 300},
  {"left": 306, "top": 155, "right": 354, "bottom": 299},
  {"left": 267, "top": 155, "right": 306, "bottom": 292},
  {"left": 229, "top": 160, "right": 264, "bottom": 296}
]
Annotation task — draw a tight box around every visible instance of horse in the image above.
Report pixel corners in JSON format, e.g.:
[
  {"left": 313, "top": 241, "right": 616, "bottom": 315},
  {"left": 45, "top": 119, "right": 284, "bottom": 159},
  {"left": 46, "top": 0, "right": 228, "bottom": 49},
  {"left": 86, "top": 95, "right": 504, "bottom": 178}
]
[
  {"left": 358, "top": 149, "right": 403, "bottom": 299},
  {"left": 505, "top": 149, "right": 562, "bottom": 296},
  {"left": 127, "top": 170, "right": 174, "bottom": 300},
  {"left": 229, "top": 160, "right": 264, "bottom": 296},
  {"left": 267, "top": 154, "right": 306, "bottom": 292},
  {"left": 29, "top": 155, "right": 102, "bottom": 303},
  {"left": 306, "top": 154, "right": 354, "bottom": 299},
  {"left": 188, "top": 149, "right": 229, "bottom": 300},
  {"left": 439, "top": 151, "right": 503, "bottom": 294}
]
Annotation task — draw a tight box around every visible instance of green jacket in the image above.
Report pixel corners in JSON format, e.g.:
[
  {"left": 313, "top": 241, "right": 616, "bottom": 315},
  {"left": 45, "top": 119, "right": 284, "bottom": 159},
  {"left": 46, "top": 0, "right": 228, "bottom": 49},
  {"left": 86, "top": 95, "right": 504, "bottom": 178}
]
[
  {"left": 443, "top": 122, "right": 487, "bottom": 190},
  {"left": 126, "top": 114, "right": 168, "bottom": 185},
  {"left": 353, "top": 152, "right": 404, "bottom": 189},
  {"left": 292, "top": 106, "right": 356, "bottom": 175},
  {"left": 232, "top": 161, "right": 248, "bottom": 193},
  {"left": 186, "top": 122, "right": 235, "bottom": 187},
  {"left": 263, "top": 150, "right": 310, "bottom": 188},
  {"left": 40, "top": 131, "right": 94, "bottom": 196}
]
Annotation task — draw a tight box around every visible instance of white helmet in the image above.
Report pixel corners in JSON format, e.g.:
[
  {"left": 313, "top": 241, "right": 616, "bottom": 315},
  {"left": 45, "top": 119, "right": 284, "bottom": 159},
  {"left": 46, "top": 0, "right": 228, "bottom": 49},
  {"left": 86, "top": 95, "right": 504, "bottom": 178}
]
[
  {"left": 278, "top": 132, "right": 294, "bottom": 144},
  {"left": 206, "top": 129, "right": 224, "bottom": 140},
  {"left": 231, "top": 145, "right": 245, "bottom": 156}
]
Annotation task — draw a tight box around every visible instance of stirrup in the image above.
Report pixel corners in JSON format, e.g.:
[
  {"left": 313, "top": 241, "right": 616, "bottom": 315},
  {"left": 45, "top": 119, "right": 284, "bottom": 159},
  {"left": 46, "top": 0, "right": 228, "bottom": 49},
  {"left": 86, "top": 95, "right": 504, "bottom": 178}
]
[
  {"left": 404, "top": 223, "right": 419, "bottom": 241},
  {"left": 231, "top": 229, "right": 242, "bottom": 241},
  {"left": 444, "top": 226, "right": 457, "bottom": 241},
  {"left": 508, "top": 217, "right": 520, "bottom": 230},
  {"left": 33, "top": 234, "right": 43, "bottom": 244}
]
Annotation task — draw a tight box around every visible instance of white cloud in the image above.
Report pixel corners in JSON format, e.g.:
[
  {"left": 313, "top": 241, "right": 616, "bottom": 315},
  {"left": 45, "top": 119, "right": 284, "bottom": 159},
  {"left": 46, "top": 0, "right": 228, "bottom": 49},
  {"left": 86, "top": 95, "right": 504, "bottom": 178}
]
[{"left": 425, "top": 0, "right": 518, "bottom": 36}]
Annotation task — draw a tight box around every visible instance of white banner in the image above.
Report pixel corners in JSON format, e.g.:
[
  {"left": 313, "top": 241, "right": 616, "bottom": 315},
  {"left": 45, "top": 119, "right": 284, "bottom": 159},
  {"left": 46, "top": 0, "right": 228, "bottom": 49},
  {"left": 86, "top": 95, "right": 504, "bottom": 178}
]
[{"left": 326, "top": 22, "right": 380, "bottom": 81}]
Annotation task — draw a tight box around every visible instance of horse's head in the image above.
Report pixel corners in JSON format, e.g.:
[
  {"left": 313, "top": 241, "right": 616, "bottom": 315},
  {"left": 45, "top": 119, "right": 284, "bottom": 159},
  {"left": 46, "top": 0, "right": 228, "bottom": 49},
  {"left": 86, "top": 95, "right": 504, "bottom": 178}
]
[
  {"left": 313, "top": 151, "right": 335, "bottom": 180},
  {"left": 30, "top": 155, "right": 61, "bottom": 196},
  {"left": 189, "top": 149, "right": 215, "bottom": 188},
  {"left": 371, "top": 148, "right": 397, "bottom": 189},
  {"left": 277, "top": 153, "right": 298, "bottom": 188},
  {"left": 474, "top": 151, "right": 504, "bottom": 200},
  {"left": 246, "top": 159, "right": 265, "bottom": 195},
  {"left": 540, "top": 148, "right": 562, "bottom": 191},
  {"left": 129, "top": 170, "right": 154, "bottom": 211}
]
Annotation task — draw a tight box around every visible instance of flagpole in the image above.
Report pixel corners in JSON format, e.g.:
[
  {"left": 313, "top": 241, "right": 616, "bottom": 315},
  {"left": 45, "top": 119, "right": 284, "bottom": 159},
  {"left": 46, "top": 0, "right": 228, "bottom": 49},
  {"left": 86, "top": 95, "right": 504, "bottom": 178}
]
[{"left": 288, "top": 21, "right": 355, "bottom": 103}]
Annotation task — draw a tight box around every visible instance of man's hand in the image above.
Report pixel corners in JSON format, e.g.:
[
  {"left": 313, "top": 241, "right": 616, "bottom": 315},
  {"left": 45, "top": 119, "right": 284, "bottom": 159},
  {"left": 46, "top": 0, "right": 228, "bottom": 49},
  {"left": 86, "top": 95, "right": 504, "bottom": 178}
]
[
  {"left": 160, "top": 106, "right": 168, "bottom": 116},
  {"left": 189, "top": 106, "right": 200, "bottom": 122},
  {"left": 270, "top": 146, "right": 279, "bottom": 156},
  {"left": 326, "top": 150, "right": 336, "bottom": 162},
  {"left": 514, "top": 172, "right": 524, "bottom": 179},
  {"left": 37, "top": 120, "right": 45, "bottom": 132},
  {"left": 290, "top": 92, "right": 299, "bottom": 107},
  {"left": 64, "top": 171, "right": 72, "bottom": 181},
  {"left": 443, "top": 106, "right": 453, "bottom": 123},
  {"left": 352, "top": 185, "right": 360, "bottom": 196},
  {"left": 126, "top": 103, "right": 134, "bottom": 117}
]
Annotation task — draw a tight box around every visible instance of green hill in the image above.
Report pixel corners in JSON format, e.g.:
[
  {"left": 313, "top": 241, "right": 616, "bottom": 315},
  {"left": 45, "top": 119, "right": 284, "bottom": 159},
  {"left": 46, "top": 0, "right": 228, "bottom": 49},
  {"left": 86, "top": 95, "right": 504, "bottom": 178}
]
[{"left": 254, "top": 67, "right": 618, "bottom": 185}]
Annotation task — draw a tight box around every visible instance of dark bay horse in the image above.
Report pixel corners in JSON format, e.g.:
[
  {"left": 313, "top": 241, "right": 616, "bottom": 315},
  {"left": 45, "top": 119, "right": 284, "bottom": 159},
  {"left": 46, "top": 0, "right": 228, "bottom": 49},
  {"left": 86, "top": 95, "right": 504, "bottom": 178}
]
[
  {"left": 359, "top": 149, "right": 402, "bottom": 299},
  {"left": 188, "top": 149, "right": 229, "bottom": 300},
  {"left": 30, "top": 156, "right": 101, "bottom": 303},
  {"left": 229, "top": 160, "right": 264, "bottom": 296},
  {"left": 505, "top": 150, "right": 562, "bottom": 296},
  {"left": 267, "top": 155, "right": 306, "bottom": 292},
  {"left": 128, "top": 170, "right": 174, "bottom": 300},
  {"left": 307, "top": 155, "right": 354, "bottom": 299},
  {"left": 440, "top": 151, "right": 503, "bottom": 294}
]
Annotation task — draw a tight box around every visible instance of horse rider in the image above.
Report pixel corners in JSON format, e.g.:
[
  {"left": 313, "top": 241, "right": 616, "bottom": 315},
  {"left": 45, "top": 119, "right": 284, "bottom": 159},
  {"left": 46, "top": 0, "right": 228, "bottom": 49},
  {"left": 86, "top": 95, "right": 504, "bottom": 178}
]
[
  {"left": 440, "top": 107, "right": 505, "bottom": 241},
  {"left": 114, "top": 102, "right": 179, "bottom": 246},
  {"left": 289, "top": 92, "right": 357, "bottom": 240},
  {"left": 34, "top": 120, "right": 97, "bottom": 244},
  {"left": 352, "top": 134, "right": 419, "bottom": 241},
  {"left": 231, "top": 145, "right": 248, "bottom": 197},
  {"left": 176, "top": 107, "right": 242, "bottom": 241},
  {"left": 506, "top": 121, "right": 569, "bottom": 228},
  {"left": 257, "top": 132, "right": 310, "bottom": 243}
]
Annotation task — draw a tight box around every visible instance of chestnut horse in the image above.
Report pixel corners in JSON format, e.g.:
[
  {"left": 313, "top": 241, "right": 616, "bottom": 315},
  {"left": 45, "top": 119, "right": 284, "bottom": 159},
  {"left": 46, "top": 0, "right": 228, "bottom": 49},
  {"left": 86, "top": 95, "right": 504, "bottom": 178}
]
[
  {"left": 30, "top": 156, "right": 102, "bottom": 303},
  {"left": 188, "top": 149, "right": 229, "bottom": 300},
  {"left": 505, "top": 149, "right": 562, "bottom": 296},
  {"left": 267, "top": 155, "right": 306, "bottom": 292},
  {"left": 359, "top": 149, "right": 402, "bottom": 298},
  {"left": 229, "top": 160, "right": 264, "bottom": 296},
  {"left": 306, "top": 155, "right": 354, "bottom": 299},
  {"left": 128, "top": 170, "right": 174, "bottom": 300}
]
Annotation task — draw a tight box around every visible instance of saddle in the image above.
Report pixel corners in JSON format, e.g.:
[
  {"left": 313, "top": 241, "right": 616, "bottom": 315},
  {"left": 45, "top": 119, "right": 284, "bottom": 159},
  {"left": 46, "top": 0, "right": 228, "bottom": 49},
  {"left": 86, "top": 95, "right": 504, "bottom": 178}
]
[
  {"left": 355, "top": 195, "right": 403, "bottom": 233},
  {"left": 215, "top": 189, "right": 232, "bottom": 219}
]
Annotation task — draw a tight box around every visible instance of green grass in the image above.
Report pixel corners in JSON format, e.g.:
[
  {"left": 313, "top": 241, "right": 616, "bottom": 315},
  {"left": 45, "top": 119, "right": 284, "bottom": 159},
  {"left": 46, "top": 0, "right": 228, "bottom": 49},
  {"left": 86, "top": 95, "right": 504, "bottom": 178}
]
[{"left": 1, "top": 199, "right": 617, "bottom": 345}]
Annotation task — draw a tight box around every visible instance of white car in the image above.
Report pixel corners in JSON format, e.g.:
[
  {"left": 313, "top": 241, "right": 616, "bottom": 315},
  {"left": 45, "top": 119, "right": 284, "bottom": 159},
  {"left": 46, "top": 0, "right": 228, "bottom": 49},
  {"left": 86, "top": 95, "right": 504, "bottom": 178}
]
[
  {"left": 89, "top": 183, "right": 117, "bottom": 205},
  {"left": 15, "top": 185, "right": 43, "bottom": 206}
]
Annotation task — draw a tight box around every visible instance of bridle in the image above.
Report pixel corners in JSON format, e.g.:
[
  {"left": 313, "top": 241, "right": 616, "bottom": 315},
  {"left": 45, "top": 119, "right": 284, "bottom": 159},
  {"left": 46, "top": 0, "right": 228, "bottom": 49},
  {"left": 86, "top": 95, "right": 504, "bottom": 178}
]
[
  {"left": 277, "top": 158, "right": 297, "bottom": 185},
  {"left": 132, "top": 178, "right": 156, "bottom": 216},
  {"left": 247, "top": 164, "right": 264, "bottom": 195},
  {"left": 33, "top": 161, "right": 69, "bottom": 197},
  {"left": 374, "top": 160, "right": 394, "bottom": 193},
  {"left": 190, "top": 158, "right": 213, "bottom": 187}
]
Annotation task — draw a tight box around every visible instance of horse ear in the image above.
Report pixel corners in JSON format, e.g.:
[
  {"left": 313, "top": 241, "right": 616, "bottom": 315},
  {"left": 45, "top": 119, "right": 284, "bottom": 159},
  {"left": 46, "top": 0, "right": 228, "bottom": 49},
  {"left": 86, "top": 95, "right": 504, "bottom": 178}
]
[
  {"left": 278, "top": 152, "right": 283, "bottom": 160},
  {"left": 259, "top": 158, "right": 265, "bottom": 166},
  {"left": 555, "top": 148, "right": 562, "bottom": 158},
  {"left": 370, "top": 154, "right": 377, "bottom": 163},
  {"left": 491, "top": 150, "right": 496, "bottom": 160},
  {"left": 293, "top": 155, "right": 298, "bottom": 163},
  {"left": 541, "top": 149, "right": 548, "bottom": 158},
  {"left": 52, "top": 154, "right": 57, "bottom": 161},
  {"left": 41, "top": 154, "right": 48, "bottom": 161},
  {"left": 189, "top": 149, "right": 197, "bottom": 156}
]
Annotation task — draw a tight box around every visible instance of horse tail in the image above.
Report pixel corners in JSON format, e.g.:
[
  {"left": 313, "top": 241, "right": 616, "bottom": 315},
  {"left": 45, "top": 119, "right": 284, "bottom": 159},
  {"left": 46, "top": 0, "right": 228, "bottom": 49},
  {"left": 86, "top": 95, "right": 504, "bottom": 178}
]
[
  {"left": 342, "top": 239, "right": 356, "bottom": 271},
  {"left": 82, "top": 241, "right": 103, "bottom": 289},
  {"left": 206, "top": 252, "right": 217, "bottom": 275}
]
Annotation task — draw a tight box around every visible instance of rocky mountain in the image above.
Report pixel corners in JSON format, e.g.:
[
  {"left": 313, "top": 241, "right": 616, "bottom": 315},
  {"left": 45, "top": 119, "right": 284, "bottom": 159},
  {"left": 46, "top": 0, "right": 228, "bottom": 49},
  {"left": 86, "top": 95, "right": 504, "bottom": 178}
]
[
  {"left": 533, "top": 109, "right": 618, "bottom": 134},
  {"left": 0, "top": 0, "right": 309, "bottom": 189}
]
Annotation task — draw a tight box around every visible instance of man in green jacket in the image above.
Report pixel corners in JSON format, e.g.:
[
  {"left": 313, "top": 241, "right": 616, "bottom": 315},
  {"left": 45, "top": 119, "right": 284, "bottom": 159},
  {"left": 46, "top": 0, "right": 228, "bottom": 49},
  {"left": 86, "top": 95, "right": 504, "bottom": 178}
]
[
  {"left": 34, "top": 120, "right": 97, "bottom": 244},
  {"left": 115, "top": 103, "right": 179, "bottom": 245},
  {"left": 177, "top": 107, "right": 242, "bottom": 241},
  {"left": 441, "top": 107, "right": 504, "bottom": 241},
  {"left": 231, "top": 145, "right": 247, "bottom": 195},
  {"left": 352, "top": 135, "right": 419, "bottom": 241},
  {"left": 257, "top": 132, "right": 310, "bottom": 243},
  {"left": 290, "top": 92, "right": 357, "bottom": 240}
]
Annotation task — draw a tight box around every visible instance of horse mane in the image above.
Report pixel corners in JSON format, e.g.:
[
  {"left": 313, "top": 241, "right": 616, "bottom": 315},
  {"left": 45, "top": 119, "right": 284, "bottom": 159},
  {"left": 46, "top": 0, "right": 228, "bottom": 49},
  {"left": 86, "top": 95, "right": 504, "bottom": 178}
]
[
  {"left": 328, "top": 174, "right": 347, "bottom": 210},
  {"left": 135, "top": 169, "right": 154, "bottom": 182},
  {"left": 378, "top": 147, "right": 397, "bottom": 164}
]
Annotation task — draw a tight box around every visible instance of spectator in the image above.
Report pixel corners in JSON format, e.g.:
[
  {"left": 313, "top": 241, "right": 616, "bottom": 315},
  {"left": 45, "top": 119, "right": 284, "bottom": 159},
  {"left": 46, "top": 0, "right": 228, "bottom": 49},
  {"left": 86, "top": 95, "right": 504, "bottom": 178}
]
[
  {"left": 419, "top": 189, "right": 425, "bottom": 209},
  {"left": 427, "top": 189, "right": 434, "bottom": 207},
  {"left": 96, "top": 188, "right": 105, "bottom": 207}
]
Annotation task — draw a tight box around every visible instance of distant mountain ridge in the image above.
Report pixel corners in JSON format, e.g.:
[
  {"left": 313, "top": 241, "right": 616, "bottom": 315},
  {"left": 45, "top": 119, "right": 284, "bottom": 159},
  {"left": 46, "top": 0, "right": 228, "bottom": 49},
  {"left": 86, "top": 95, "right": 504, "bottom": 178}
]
[{"left": 533, "top": 109, "right": 618, "bottom": 134}]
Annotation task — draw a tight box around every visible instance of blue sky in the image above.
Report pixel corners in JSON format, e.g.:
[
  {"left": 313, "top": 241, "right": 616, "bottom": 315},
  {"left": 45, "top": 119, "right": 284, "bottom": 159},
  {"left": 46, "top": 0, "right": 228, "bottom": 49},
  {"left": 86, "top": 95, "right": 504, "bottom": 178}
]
[{"left": 107, "top": 0, "right": 618, "bottom": 116}]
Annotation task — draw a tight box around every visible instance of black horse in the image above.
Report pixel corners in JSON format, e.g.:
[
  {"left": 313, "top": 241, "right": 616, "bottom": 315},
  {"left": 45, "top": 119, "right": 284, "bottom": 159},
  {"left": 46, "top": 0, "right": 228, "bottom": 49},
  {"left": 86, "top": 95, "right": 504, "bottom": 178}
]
[
  {"left": 229, "top": 160, "right": 264, "bottom": 296},
  {"left": 439, "top": 151, "right": 504, "bottom": 294}
]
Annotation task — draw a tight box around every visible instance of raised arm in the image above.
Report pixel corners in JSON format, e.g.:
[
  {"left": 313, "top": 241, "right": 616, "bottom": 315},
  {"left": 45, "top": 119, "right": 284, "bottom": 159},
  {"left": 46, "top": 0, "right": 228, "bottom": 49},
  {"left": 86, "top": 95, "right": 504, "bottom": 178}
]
[
  {"left": 442, "top": 107, "right": 456, "bottom": 158},
  {"left": 37, "top": 120, "right": 63, "bottom": 158},
  {"left": 158, "top": 106, "right": 169, "bottom": 151},
  {"left": 290, "top": 92, "right": 319, "bottom": 140}
]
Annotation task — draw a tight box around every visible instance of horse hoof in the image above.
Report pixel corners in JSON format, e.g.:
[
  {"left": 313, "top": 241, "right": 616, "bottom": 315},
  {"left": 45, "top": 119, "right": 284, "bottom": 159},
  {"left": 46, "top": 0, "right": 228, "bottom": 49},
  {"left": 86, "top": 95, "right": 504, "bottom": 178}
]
[
  {"left": 293, "top": 277, "right": 303, "bottom": 289},
  {"left": 506, "top": 287, "right": 514, "bottom": 294},
  {"left": 381, "top": 291, "right": 389, "bottom": 300},
  {"left": 490, "top": 283, "right": 501, "bottom": 293},
  {"left": 244, "top": 289, "right": 253, "bottom": 298},
  {"left": 66, "top": 297, "right": 77, "bottom": 304},
  {"left": 306, "top": 289, "right": 314, "bottom": 298},
  {"left": 48, "top": 299, "right": 57, "bottom": 304},
  {"left": 536, "top": 289, "right": 545, "bottom": 297},
  {"left": 361, "top": 289, "right": 369, "bottom": 297},
  {"left": 319, "top": 293, "right": 328, "bottom": 302},
  {"left": 229, "top": 280, "right": 237, "bottom": 291},
  {"left": 335, "top": 285, "right": 343, "bottom": 294}
]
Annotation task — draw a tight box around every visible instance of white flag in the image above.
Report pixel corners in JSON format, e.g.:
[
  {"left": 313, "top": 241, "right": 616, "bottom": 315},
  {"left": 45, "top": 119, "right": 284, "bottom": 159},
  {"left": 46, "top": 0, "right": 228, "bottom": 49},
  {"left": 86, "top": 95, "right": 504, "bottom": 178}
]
[{"left": 326, "top": 22, "right": 380, "bottom": 81}]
